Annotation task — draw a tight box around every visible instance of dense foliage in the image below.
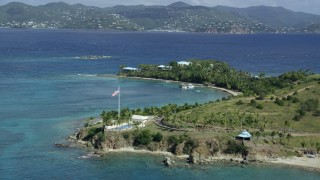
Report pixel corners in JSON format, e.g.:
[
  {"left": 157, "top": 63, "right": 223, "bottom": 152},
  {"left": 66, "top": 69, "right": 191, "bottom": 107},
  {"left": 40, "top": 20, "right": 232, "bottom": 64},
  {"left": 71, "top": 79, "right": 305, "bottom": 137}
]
[
  {"left": 224, "top": 140, "right": 248, "bottom": 155},
  {"left": 120, "top": 60, "right": 311, "bottom": 96},
  {"left": 133, "top": 130, "right": 163, "bottom": 146}
]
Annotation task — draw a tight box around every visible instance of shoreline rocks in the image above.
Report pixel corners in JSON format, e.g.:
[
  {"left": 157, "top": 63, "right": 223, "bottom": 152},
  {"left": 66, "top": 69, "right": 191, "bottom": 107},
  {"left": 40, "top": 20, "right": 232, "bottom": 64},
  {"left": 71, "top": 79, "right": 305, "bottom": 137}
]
[{"left": 162, "top": 157, "right": 176, "bottom": 167}]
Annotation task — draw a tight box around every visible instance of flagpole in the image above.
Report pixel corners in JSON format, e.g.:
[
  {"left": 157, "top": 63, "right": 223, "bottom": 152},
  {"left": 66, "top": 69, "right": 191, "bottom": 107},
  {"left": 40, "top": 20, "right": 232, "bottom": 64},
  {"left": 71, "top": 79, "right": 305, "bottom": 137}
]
[{"left": 118, "top": 86, "right": 120, "bottom": 119}]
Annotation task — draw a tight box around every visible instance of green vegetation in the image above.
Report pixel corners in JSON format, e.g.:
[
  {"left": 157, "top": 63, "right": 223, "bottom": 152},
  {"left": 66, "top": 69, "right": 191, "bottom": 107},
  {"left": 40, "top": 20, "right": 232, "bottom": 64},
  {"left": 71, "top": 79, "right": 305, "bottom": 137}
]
[
  {"left": 133, "top": 129, "right": 153, "bottom": 146},
  {"left": 152, "top": 132, "right": 163, "bottom": 142},
  {"left": 84, "top": 127, "right": 103, "bottom": 140},
  {"left": 121, "top": 60, "right": 312, "bottom": 97}
]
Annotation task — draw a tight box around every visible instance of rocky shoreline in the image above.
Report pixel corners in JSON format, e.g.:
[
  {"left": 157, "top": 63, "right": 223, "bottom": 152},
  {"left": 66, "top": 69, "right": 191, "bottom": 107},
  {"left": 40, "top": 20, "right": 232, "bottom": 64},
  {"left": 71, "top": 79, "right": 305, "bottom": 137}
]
[{"left": 68, "top": 130, "right": 320, "bottom": 171}]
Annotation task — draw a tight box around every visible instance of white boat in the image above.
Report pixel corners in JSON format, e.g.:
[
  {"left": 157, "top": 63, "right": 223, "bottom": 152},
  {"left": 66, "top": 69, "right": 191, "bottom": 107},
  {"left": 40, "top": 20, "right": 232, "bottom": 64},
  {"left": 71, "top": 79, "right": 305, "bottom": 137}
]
[{"left": 181, "top": 83, "right": 194, "bottom": 90}]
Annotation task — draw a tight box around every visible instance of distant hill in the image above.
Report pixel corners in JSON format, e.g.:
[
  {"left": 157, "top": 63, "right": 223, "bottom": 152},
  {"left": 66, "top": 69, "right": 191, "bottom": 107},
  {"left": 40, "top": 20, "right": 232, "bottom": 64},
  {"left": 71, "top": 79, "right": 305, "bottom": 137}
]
[
  {"left": 167, "top": 2, "right": 191, "bottom": 8},
  {"left": 214, "top": 5, "right": 320, "bottom": 28},
  {"left": 0, "top": 2, "right": 320, "bottom": 33}
]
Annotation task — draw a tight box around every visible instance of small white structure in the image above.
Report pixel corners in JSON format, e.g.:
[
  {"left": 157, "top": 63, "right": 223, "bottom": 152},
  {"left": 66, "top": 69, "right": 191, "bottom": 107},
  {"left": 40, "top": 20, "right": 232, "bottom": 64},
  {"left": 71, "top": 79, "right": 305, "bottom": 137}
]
[
  {"left": 158, "top": 65, "right": 172, "bottom": 70},
  {"left": 132, "top": 115, "right": 154, "bottom": 128},
  {"left": 177, "top": 61, "right": 192, "bottom": 66},
  {"left": 123, "top": 67, "right": 138, "bottom": 72}
]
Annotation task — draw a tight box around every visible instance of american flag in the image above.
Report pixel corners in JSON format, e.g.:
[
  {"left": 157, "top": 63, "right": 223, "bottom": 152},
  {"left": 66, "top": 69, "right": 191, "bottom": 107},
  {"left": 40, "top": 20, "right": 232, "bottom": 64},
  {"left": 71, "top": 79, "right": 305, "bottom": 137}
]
[{"left": 112, "top": 88, "right": 120, "bottom": 96}]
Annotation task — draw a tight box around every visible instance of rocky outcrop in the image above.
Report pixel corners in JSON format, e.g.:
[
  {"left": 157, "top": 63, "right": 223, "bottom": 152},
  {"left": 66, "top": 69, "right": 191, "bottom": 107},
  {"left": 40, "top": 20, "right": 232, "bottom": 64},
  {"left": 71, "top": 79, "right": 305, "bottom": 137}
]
[
  {"left": 189, "top": 144, "right": 211, "bottom": 164},
  {"left": 76, "top": 129, "right": 88, "bottom": 140},
  {"left": 162, "top": 157, "right": 176, "bottom": 167},
  {"left": 174, "top": 143, "right": 185, "bottom": 156},
  {"left": 99, "top": 134, "right": 130, "bottom": 150}
]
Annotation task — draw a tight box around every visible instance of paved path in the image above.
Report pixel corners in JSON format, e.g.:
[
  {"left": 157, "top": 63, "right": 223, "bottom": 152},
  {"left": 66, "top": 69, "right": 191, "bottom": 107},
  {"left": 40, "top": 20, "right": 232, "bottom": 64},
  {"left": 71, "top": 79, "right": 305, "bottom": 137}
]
[{"left": 154, "top": 117, "right": 187, "bottom": 131}]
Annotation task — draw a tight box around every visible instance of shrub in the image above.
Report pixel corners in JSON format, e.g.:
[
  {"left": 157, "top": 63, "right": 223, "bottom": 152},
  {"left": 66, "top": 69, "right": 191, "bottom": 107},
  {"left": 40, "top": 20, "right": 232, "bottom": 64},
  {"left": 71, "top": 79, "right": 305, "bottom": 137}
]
[
  {"left": 275, "top": 98, "right": 285, "bottom": 106},
  {"left": 236, "top": 100, "right": 244, "bottom": 105},
  {"left": 152, "top": 132, "right": 163, "bottom": 142},
  {"left": 286, "top": 95, "right": 293, "bottom": 101},
  {"left": 292, "top": 97, "right": 300, "bottom": 103},
  {"left": 250, "top": 99, "right": 257, "bottom": 106},
  {"left": 84, "top": 127, "right": 103, "bottom": 140},
  {"left": 96, "top": 132, "right": 105, "bottom": 142},
  {"left": 167, "top": 135, "right": 181, "bottom": 145},
  {"left": 183, "top": 139, "right": 198, "bottom": 154},
  {"left": 123, "top": 132, "right": 130, "bottom": 139},
  {"left": 313, "top": 110, "right": 320, "bottom": 117},
  {"left": 300, "top": 99, "right": 319, "bottom": 112},
  {"left": 297, "top": 109, "right": 306, "bottom": 116},
  {"left": 133, "top": 130, "right": 152, "bottom": 146},
  {"left": 256, "top": 96, "right": 264, "bottom": 100},
  {"left": 293, "top": 114, "right": 303, "bottom": 121},
  {"left": 256, "top": 103, "right": 264, "bottom": 109},
  {"left": 224, "top": 140, "right": 247, "bottom": 155}
]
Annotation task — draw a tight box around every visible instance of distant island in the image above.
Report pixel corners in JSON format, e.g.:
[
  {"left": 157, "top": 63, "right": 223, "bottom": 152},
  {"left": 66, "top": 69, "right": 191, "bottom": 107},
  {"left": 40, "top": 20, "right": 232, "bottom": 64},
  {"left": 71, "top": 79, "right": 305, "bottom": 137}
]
[
  {"left": 69, "top": 59, "right": 320, "bottom": 170},
  {"left": 1, "top": 2, "right": 320, "bottom": 33}
]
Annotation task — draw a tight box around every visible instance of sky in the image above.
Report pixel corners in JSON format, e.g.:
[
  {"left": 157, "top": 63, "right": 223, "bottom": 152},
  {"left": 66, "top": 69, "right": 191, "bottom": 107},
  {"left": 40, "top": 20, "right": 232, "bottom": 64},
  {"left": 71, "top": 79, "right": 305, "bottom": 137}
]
[{"left": 0, "top": 0, "right": 319, "bottom": 15}]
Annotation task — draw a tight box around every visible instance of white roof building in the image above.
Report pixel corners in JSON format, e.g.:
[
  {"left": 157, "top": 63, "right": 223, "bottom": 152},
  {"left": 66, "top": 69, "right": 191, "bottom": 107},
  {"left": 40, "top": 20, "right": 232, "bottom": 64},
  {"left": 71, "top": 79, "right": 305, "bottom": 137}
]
[
  {"left": 158, "top": 65, "right": 172, "bottom": 70},
  {"left": 132, "top": 115, "right": 154, "bottom": 128},
  {"left": 123, "top": 67, "right": 138, "bottom": 71},
  {"left": 177, "top": 61, "right": 192, "bottom": 66}
]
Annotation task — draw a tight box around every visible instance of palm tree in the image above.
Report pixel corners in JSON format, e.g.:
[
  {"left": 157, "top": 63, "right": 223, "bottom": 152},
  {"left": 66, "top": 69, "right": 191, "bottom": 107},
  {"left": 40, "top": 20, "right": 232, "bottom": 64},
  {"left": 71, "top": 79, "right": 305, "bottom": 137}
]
[
  {"left": 119, "top": 64, "right": 125, "bottom": 74},
  {"left": 301, "top": 141, "right": 306, "bottom": 152},
  {"left": 255, "top": 131, "right": 261, "bottom": 140},
  {"left": 316, "top": 142, "right": 320, "bottom": 154},
  {"left": 271, "top": 131, "right": 276, "bottom": 140},
  {"left": 284, "top": 120, "right": 290, "bottom": 133},
  {"left": 286, "top": 134, "right": 292, "bottom": 143},
  {"left": 192, "top": 117, "right": 198, "bottom": 130}
]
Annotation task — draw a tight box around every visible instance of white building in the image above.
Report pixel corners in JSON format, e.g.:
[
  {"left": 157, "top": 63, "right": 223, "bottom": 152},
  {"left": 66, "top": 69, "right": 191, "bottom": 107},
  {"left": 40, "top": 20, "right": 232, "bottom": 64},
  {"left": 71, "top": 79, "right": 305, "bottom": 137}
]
[
  {"left": 123, "top": 67, "right": 138, "bottom": 72},
  {"left": 132, "top": 115, "right": 154, "bottom": 128},
  {"left": 177, "top": 61, "right": 192, "bottom": 66},
  {"left": 158, "top": 65, "right": 172, "bottom": 70}
]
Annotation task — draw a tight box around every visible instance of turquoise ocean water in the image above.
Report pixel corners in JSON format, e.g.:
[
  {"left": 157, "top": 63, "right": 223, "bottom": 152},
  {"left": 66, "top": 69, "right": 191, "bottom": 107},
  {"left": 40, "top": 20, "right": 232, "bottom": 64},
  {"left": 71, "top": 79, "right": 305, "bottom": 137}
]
[{"left": 0, "top": 29, "right": 320, "bottom": 179}]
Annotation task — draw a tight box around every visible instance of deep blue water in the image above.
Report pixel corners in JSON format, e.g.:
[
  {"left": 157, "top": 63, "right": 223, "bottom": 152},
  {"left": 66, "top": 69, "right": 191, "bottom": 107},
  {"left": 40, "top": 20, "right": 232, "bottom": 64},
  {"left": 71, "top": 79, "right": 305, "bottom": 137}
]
[{"left": 1, "top": 29, "right": 320, "bottom": 179}]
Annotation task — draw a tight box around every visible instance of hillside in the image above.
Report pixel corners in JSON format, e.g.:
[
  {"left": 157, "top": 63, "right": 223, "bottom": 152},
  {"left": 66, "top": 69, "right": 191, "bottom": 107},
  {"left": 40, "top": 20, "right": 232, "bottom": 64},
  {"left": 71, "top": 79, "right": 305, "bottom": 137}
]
[
  {"left": 1, "top": 2, "right": 320, "bottom": 33},
  {"left": 214, "top": 5, "right": 320, "bottom": 28}
]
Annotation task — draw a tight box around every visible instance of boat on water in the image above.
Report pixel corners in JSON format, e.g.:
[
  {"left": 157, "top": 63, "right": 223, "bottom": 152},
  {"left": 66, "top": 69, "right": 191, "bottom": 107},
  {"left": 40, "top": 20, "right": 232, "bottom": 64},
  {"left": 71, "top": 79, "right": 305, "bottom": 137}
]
[{"left": 181, "top": 83, "right": 195, "bottom": 90}]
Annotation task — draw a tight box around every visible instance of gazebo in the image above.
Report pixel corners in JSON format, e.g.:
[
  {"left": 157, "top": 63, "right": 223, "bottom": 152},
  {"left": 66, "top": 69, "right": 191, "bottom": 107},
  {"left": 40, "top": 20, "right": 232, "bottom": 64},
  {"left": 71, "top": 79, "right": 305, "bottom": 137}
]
[{"left": 236, "top": 130, "right": 252, "bottom": 140}]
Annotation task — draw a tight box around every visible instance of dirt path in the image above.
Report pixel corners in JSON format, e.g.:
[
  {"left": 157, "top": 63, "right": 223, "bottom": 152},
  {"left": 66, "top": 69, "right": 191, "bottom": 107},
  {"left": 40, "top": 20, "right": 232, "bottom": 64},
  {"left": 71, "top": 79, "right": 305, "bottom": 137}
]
[
  {"left": 285, "top": 85, "right": 315, "bottom": 97},
  {"left": 291, "top": 133, "right": 320, "bottom": 137}
]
